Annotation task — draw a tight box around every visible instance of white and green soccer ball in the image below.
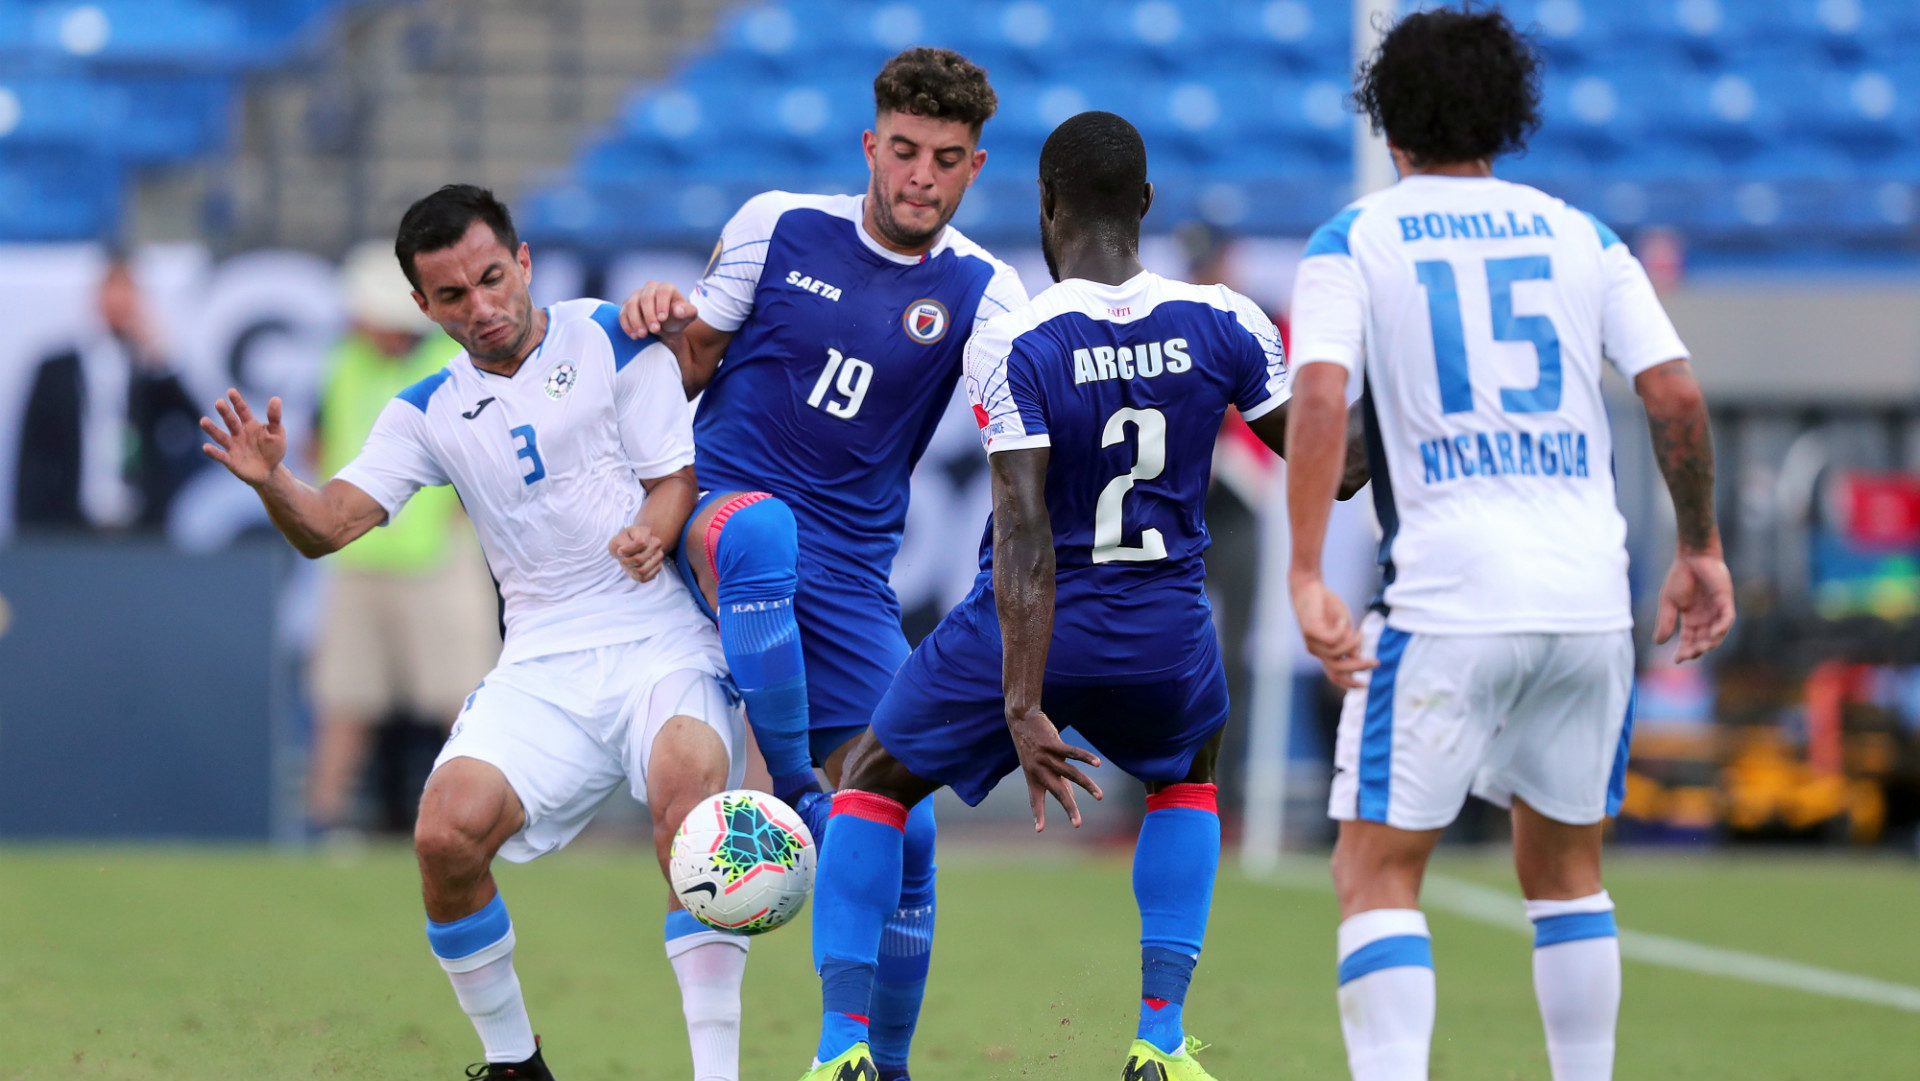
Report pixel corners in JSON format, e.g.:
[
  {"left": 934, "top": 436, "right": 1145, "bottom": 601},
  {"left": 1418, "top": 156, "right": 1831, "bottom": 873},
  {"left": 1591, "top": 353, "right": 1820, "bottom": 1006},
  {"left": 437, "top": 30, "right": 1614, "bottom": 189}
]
[{"left": 670, "top": 789, "right": 816, "bottom": 935}]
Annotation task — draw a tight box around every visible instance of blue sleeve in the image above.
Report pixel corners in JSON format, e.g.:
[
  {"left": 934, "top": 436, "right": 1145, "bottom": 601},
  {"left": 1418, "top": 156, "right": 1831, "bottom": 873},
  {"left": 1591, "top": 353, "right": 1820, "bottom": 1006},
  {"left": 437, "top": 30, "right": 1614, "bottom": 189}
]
[{"left": 1005, "top": 344, "right": 1050, "bottom": 440}]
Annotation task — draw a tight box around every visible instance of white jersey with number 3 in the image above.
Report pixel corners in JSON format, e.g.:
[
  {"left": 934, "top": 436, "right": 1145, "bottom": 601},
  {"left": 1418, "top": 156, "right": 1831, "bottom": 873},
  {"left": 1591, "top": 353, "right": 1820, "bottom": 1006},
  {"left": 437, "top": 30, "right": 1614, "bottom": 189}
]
[
  {"left": 334, "top": 298, "right": 722, "bottom": 670},
  {"left": 1290, "top": 175, "right": 1688, "bottom": 635}
]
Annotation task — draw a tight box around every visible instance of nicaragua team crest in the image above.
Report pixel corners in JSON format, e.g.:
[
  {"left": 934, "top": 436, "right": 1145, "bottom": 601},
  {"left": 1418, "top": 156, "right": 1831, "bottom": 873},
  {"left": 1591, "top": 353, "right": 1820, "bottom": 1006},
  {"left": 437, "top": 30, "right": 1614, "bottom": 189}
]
[
  {"left": 902, "top": 298, "right": 949, "bottom": 344},
  {"left": 544, "top": 359, "right": 578, "bottom": 399}
]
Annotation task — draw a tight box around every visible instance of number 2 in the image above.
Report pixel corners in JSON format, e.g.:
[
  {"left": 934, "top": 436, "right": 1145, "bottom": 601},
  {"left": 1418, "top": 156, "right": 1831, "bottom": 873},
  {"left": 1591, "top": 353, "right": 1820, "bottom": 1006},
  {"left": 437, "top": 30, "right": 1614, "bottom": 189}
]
[
  {"left": 1092, "top": 407, "right": 1167, "bottom": 564},
  {"left": 511, "top": 424, "right": 545, "bottom": 485},
  {"left": 1415, "top": 255, "right": 1562, "bottom": 414}
]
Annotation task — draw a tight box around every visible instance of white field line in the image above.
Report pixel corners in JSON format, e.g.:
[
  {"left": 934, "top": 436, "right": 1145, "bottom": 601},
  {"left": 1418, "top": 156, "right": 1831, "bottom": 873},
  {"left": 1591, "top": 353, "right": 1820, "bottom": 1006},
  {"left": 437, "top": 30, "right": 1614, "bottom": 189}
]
[
  {"left": 1252, "top": 863, "right": 1920, "bottom": 1013},
  {"left": 1420, "top": 874, "right": 1920, "bottom": 1014}
]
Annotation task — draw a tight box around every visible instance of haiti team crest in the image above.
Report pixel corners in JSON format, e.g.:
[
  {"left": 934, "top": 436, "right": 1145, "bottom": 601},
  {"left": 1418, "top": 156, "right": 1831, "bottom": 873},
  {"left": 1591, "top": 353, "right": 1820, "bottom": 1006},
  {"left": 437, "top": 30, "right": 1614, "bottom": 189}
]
[
  {"left": 544, "top": 359, "right": 578, "bottom": 400},
  {"left": 902, "top": 298, "right": 949, "bottom": 344}
]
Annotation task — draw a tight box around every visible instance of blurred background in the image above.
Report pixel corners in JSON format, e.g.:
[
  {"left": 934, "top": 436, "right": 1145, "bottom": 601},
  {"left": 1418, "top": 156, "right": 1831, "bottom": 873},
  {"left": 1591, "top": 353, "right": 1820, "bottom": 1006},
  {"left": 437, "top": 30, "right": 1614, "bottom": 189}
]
[{"left": 1, "top": 0, "right": 1918, "bottom": 865}]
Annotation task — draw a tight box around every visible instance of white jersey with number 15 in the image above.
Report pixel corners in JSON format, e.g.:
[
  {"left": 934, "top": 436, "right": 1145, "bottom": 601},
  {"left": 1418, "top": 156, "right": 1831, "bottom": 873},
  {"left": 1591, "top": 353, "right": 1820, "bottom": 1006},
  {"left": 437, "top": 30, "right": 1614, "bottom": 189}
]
[{"left": 1289, "top": 174, "right": 1688, "bottom": 636}]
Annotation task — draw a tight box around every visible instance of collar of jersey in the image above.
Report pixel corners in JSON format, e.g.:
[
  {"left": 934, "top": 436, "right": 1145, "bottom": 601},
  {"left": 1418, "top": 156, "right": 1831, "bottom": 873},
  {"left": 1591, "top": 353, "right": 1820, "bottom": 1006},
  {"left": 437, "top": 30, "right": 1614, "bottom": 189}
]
[
  {"left": 853, "top": 195, "right": 944, "bottom": 266},
  {"left": 468, "top": 306, "right": 554, "bottom": 380},
  {"left": 1063, "top": 269, "right": 1156, "bottom": 299},
  {"left": 1396, "top": 173, "right": 1504, "bottom": 188}
]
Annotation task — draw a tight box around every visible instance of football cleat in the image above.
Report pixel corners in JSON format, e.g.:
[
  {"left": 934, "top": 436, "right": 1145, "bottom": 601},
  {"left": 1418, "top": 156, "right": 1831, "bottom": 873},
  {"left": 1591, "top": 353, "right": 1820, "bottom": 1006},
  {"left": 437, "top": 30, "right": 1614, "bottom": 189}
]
[
  {"left": 464, "top": 1040, "right": 555, "bottom": 1080},
  {"left": 1121, "top": 1035, "right": 1220, "bottom": 1081},
  {"left": 799, "top": 1041, "right": 879, "bottom": 1081}
]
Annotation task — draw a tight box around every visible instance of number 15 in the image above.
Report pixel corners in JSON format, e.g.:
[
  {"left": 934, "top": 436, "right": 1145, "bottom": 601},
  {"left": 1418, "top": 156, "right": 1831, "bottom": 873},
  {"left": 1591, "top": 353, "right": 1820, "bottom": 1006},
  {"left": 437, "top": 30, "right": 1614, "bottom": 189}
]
[{"left": 1416, "top": 255, "right": 1561, "bottom": 415}]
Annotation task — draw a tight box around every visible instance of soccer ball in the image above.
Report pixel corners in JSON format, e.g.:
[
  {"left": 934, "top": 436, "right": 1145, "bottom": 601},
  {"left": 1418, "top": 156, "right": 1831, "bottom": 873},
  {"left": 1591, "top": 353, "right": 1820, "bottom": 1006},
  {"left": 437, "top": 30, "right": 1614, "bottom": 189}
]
[{"left": 669, "top": 789, "right": 816, "bottom": 934}]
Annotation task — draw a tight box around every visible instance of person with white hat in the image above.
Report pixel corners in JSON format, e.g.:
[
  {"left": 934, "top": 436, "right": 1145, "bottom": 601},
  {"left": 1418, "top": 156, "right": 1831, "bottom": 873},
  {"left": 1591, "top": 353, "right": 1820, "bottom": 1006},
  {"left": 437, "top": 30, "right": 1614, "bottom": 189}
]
[{"left": 306, "top": 240, "right": 500, "bottom": 837}]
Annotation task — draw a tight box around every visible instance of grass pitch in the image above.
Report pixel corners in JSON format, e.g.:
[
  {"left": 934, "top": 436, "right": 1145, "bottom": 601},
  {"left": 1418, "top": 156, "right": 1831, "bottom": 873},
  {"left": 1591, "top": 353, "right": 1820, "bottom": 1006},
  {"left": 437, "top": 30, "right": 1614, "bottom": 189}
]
[{"left": 3, "top": 843, "right": 1916, "bottom": 1080}]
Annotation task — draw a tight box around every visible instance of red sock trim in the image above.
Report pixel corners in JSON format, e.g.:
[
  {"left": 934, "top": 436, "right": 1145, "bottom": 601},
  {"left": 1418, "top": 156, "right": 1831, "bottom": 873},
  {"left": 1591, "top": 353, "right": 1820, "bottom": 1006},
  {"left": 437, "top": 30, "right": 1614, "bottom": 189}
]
[
  {"left": 703, "top": 491, "right": 772, "bottom": 582},
  {"left": 1145, "top": 782, "right": 1218, "bottom": 814},
  {"left": 1143, "top": 997, "right": 1171, "bottom": 1011},
  {"left": 844, "top": 1012, "right": 870, "bottom": 1025},
  {"left": 830, "top": 790, "right": 908, "bottom": 831}
]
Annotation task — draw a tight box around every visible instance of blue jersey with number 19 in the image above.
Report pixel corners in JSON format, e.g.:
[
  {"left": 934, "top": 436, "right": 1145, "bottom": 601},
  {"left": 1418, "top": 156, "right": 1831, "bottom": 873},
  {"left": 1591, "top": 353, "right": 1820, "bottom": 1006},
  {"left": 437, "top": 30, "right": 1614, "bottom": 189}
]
[
  {"left": 963, "top": 271, "right": 1290, "bottom": 678},
  {"left": 689, "top": 191, "right": 1026, "bottom": 578}
]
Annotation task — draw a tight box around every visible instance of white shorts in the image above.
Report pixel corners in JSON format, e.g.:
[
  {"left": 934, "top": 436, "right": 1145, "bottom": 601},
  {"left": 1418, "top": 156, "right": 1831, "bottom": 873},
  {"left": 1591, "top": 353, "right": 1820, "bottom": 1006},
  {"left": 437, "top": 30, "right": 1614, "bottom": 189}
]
[
  {"left": 1328, "top": 610, "right": 1635, "bottom": 830},
  {"left": 434, "top": 641, "right": 744, "bottom": 862}
]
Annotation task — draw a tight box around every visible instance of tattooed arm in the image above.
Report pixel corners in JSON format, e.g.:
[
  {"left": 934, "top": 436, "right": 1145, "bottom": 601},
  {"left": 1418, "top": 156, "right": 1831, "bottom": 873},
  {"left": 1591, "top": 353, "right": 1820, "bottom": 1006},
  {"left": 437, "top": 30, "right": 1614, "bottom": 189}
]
[{"left": 1636, "top": 359, "right": 1735, "bottom": 661}]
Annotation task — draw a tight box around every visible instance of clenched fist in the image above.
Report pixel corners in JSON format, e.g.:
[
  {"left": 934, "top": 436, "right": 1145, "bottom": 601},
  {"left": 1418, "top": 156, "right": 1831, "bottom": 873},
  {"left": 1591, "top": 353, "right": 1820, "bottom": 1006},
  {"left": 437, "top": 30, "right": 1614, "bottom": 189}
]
[{"left": 609, "top": 525, "right": 666, "bottom": 582}]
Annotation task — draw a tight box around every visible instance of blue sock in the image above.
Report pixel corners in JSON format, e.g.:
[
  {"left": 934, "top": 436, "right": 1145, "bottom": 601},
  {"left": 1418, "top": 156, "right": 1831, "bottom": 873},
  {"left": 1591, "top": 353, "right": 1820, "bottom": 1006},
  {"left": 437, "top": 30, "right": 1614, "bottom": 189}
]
[
  {"left": 709, "top": 494, "right": 817, "bottom": 804},
  {"left": 1133, "top": 783, "right": 1220, "bottom": 1054},
  {"left": 813, "top": 791, "right": 907, "bottom": 1063},
  {"left": 870, "top": 797, "right": 937, "bottom": 1079}
]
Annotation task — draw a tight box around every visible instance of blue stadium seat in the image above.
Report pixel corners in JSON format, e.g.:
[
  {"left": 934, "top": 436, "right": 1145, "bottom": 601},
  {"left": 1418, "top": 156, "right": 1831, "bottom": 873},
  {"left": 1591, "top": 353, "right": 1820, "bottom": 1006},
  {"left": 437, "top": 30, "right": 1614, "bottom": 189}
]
[{"left": 0, "top": 145, "right": 118, "bottom": 238}]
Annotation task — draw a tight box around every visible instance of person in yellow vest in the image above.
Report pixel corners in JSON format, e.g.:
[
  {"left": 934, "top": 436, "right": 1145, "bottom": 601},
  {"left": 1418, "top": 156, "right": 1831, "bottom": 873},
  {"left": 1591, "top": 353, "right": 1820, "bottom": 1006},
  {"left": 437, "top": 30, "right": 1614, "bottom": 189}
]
[{"left": 307, "top": 241, "right": 501, "bottom": 834}]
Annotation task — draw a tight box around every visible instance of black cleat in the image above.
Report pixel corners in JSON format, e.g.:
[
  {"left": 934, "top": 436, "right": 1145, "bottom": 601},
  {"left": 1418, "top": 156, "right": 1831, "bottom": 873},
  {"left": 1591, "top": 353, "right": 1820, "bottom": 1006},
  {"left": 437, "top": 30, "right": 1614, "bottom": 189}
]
[{"left": 465, "top": 1040, "right": 555, "bottom": 1080}]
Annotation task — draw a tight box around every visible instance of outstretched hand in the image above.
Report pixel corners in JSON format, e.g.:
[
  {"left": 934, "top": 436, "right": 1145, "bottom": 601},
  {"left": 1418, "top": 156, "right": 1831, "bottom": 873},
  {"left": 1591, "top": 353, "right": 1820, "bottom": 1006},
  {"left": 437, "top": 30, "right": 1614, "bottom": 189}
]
[
  {"left": 618, "top": 281, "right": 698, "bottom": 340},
  {"left": 200, "top": 388, "right": 286, "bottom": 488},
  {"left": 1005, "top": 705, "right": 1103, "bottom": 832},
  {"left": 1655, "top": 552, "right": 1735, "bottom": 662}
]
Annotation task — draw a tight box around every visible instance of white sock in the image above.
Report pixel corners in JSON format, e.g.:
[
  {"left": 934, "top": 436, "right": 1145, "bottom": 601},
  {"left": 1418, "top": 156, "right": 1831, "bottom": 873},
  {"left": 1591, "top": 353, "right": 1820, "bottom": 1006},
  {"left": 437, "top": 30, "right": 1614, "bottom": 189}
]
[
  {"left": 666, "top": 916, "right": 750, "bottom": 1081},
  {"left": 1336, "top": 909, "right": 1435, "bottom": 1081},
  {"left": 1527, "top": 892, "right": 1620, "bottom": 1081},
  {"left": 438, "top": 931, "right": 538, "bottom": 1064}
]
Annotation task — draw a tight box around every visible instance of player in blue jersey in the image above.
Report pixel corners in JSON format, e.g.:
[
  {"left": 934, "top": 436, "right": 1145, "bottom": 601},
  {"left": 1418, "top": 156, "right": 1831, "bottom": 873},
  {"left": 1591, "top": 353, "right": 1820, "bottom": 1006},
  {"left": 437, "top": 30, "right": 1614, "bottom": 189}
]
[
  {"left": 799, "top": 112, "right": 1365, "bottom": 1081},
  {"left": 618, "top": 49, "right": 1025, "bottom": 1081}
]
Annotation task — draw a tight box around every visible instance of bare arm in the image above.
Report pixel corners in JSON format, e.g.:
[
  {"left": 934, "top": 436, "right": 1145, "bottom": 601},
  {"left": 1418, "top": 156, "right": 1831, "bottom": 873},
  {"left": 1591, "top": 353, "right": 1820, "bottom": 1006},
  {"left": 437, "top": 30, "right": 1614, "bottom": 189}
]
[
  {"left": 609, "top": 465, "right": 699, "bottom": 583},
  {"left": 200, "top": 388, "right": 385, "bottom": 558},
  {"left": 1246, "top": 400, "right": 1370, "bottom": 500},
  {"left": 1637, "top": 358, "right": 1735, "bottom": 660},
  {"left": 990, "top": 447, "right": 1102, "bottom": 831},
  {"left": 619, "top": 282, "right": 734, "bottom": 398},
  {"left": 1284, "top": 363, "right": 1375, "bottom": 688}
]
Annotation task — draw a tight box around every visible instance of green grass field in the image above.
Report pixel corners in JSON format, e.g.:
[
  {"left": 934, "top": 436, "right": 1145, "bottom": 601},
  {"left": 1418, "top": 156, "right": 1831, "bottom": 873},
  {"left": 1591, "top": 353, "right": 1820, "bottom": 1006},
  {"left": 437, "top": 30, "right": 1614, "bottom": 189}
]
[{"left": 3, "top": 844, "right": 1917, "bottom": 1080}]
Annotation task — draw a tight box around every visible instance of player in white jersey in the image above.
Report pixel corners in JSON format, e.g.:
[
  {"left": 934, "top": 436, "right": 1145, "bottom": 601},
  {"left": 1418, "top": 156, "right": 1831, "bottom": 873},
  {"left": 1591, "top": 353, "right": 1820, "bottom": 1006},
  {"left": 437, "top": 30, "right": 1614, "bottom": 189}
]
[
  {"left": 1283, "top": 11, "right": 1735, "bottom": 1081},
  {"left": 198, "top": 186, "right": 751, "bottom": 1081}
]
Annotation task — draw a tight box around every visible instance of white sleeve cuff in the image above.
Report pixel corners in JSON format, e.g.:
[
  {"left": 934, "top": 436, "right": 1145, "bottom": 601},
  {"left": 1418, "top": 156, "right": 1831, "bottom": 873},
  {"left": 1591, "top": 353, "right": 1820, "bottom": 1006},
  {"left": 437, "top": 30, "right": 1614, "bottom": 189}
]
[
  {"left": 987, "top": 434, "right": 1051, "bottom": 454},
  {"left": 1239, "top": 393, "right": 1289, "bottom": 422}
]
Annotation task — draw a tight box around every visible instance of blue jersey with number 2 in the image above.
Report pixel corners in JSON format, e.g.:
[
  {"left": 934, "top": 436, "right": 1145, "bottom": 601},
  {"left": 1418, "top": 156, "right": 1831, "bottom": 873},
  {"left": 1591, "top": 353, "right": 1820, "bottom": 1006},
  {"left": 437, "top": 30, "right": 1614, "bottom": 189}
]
[{"left": 963, "top": 271, "right": 1291, "bottom": 678}]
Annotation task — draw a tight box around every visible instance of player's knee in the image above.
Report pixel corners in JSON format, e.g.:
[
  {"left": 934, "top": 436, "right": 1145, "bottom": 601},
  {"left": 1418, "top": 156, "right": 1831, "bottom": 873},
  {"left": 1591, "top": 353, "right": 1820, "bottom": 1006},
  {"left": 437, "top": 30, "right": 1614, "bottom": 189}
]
[
  {"left": 413, "top": 817, "right": 489, "bottom": 883},
  {"left": 712, "top": 493, "right": 798, "bottom": 603},
  {"left": 646, "top": 716, "right": 730, "bottom": 830}
]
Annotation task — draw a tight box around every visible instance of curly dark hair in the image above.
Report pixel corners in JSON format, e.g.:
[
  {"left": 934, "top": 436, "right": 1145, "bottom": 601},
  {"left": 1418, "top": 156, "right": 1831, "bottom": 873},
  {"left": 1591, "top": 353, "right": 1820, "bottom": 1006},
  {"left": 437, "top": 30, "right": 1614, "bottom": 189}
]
[
  {"left": 873, "top": 47, "right": 997, "bottom": 137},
  {"left": 1354, "top": 5, "right": 1541, "bottom": 166}
]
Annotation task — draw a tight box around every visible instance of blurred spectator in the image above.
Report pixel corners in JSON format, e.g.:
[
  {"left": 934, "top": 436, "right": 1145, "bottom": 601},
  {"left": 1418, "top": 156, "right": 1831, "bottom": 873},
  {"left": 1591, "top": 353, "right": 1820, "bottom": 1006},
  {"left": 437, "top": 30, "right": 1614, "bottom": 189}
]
[
  {"left": 13, "top": 255, "right": 205, "bottom": 530},
  {"left": 305, "top": 242, "right": 498, "bottom": 834}
]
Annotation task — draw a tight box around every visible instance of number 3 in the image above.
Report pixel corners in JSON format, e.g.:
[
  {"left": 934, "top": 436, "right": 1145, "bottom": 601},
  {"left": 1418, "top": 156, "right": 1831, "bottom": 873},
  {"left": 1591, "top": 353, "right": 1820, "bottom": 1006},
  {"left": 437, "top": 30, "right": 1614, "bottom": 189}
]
[
  {"left": 510, "top": 424, "right": 545, "bottom": 485},
  {"left": 1093, "top": 407, "right": 1167, "bottom": 564}
]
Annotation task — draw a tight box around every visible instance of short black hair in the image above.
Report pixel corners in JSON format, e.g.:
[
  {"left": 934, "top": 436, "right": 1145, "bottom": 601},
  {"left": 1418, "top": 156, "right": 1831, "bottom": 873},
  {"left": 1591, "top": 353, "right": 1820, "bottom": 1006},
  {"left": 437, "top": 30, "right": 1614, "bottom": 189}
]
[
  {"left": 1040, "top": 111, "right": 1148, "bottom": 222},
  {"left": 394, "top": 184, "right": 519, "bottom": 291},
  {"left": 873, "top": 48, "right": 997, "bottom": 137},
  {"left": 1355, "top": 5, "right": 1541, "bottom": 167}
]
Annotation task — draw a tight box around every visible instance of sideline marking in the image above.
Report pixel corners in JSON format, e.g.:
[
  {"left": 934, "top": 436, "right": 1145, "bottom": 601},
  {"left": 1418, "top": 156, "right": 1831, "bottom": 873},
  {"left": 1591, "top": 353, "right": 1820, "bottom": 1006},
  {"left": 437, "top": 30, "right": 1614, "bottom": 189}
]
[
  {"left": 1421, "top": 874, "right": 1920, "bottom": 1014},
  {"left": 1252, "top": 865, "right": 1920, "bottom": 1013}
]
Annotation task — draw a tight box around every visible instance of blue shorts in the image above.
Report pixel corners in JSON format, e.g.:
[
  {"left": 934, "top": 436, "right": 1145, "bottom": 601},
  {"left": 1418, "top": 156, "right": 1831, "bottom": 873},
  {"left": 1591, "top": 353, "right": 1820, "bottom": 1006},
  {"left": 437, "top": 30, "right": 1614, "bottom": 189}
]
[
  {"left": 871, "top": 603, "right": 1231, "bottom": 806},
  {"left": 677, "top": 491, "right": 906, "bottom": 767}
]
